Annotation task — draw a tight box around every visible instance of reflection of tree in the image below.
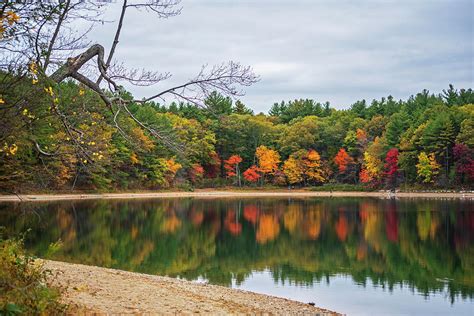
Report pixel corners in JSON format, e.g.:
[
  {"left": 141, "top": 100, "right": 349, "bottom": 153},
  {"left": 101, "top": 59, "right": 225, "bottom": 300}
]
[
  {"left": 385, "top": 203, "right": 398, "bottom": 242},
  {"left": 57, "top": 206, "right": 76, "bottom": 243},
  {"left": 335, "top": 214, "right": 348, "bottom": 241},
  {"left": 161, "top": 213, "right": 181, "bottom": 233},
  {"left": 224, "top": 210, "right": 242, "bottom": 236},
  {"left": 363, "top": 210, "right": 383, "bottom": 252},
  {"left": 256, "top": 214, "right": 280, "bottom": 244},
  {"left": 304, "top": 207, "right": 322, "bottom": 240},
  {"left": 0, "top": 197, "right": 473, "bottom": 301},
  {"left": 417, "top": 210, "right": 432, "bottom": 241},
  {"left": 243, "top": 205, "right": 258, "bottom": 225},
  {"left": 283, "top": 204, "right": 302, "bottom": 234}
]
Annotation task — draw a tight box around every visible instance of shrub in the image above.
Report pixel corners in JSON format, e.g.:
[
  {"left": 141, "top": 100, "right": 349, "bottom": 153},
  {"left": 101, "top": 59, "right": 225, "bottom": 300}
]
[{"left": 0, "top": 233, "right": 66, "bottom": 315}]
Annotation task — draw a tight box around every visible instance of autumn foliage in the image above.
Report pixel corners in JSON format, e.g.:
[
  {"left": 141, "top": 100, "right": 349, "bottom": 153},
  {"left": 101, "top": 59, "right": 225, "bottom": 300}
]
[
  {"left": 224, "top": 155, "right": 242, "bottom": 178},
  {"left": 453, "top": 143, "right": 474, "bottom": 183},
  {"left": 283, "top": 149, "right": 325, "bottom": 185},
  {"left": 282, "top": 156, "right": 304, "bottom": 184},
  {"left": 189, "top": 163, "right": 204, "bottom": 184},
  {"left": 1, "top": 74, "right": 472, "bottom": 192},
  {"left": 243, "top": 165, "right": 261, "bottom": 182},
  {"left": 359, "top": 168, "right": 372, "bottom": 183},
  {"left": 255, "top": 145, "right": 280, "bottom": 175},
  {"left": 334, "top": 148, "right": 354, "bottom": 173},
  {"left": 384, "top": 149, "right": 399, "bottom": 176},
  {"left": 384, "top": 148, "right": 399, "bottom": 188},
  {"left": 416, "top": 152, "right": 440, "bottom": 183}
]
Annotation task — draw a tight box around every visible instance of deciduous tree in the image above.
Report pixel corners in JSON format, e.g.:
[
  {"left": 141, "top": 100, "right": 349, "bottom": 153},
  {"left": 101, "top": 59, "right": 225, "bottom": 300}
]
[
  {"left": 255, "top": 145, "right": 280, "bottom": 176},
  {"left": 224, "top": 155, "right": 243, "bottom": 186},
  {"left": 243, "top": 165, "right": 261, "bottom": 183},
  {"left": 416, "top": 152, "right": 440, "bottom": 183},
  {"left": 384, "top": 148, "right": 399, "bottom": 189},
  {"left": 334, "top": 148, "right": 353, "bottom": 173}
]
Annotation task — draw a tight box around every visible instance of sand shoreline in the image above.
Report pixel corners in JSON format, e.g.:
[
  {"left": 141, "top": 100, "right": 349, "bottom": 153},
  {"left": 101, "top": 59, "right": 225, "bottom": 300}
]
[
  {"left": 44, "top": 260, "right": 339, "bottom": 315},
  {"left": 0, "top": 189, "right": 473, "bottom": 202}
]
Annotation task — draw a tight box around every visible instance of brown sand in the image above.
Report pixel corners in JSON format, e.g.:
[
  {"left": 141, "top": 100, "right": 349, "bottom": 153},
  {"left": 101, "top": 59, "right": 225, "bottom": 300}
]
[
  {"left": 44, "top": 260, "right": 339, "bottom": 315},
  {"left": 1, "top": 189, "right": 473, "bottom": 202}
]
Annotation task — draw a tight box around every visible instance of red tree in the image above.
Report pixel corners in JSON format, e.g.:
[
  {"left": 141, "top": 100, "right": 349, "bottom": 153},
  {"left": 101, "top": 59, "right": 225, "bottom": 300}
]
[
  {"left": 243, "top": 165, "right": 261, "bottom": 183},
  {"left": 188, "top": 163, "right": 204, "bottom": 184},
  {"left": 384, "top": 148, "right": 399, "bottom": 189},
  {"left": 334, "top": 148, "right": 354, "bottom": 173},
  {"left": 224, "top": 155, "right": 243, "bottom": 186},
  {"left": 453, "top": 143, "right": 474, "bottom": 183}
]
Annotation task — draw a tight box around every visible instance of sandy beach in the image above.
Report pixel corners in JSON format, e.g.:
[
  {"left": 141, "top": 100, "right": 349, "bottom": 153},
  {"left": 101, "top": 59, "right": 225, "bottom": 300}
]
[
  {"left": 1, "top": 189, "right": 473, "bottom": 202},
  {"left": 44, "top": 260, "right": 339, "bottom": 315}
]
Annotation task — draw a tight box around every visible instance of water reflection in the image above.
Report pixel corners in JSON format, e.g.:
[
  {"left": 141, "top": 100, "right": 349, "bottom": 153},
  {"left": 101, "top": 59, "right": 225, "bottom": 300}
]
[{"left": 0, "top": 198, "right": 473, "bottom": 305}]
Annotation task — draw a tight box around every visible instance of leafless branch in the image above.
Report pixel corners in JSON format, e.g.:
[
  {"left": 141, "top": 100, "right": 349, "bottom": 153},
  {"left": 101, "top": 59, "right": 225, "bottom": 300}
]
[
  {"left": 137, "top": 62, "right": 259, "bottom": 104},
  {"left": 108, "top": 62, "right": 171, "bottom": 86}
]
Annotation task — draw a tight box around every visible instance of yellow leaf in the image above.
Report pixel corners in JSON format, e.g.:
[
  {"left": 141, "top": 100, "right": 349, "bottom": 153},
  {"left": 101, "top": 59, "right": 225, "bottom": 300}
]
[
  {"left": 44, "top": 86, "right": 53, "bottom": 96},
  {"left": 9, "top": 144, "right": 18, "bottom": 155},
  {"left": 130, "top": 152, "right": 139, "bottom": 164}
]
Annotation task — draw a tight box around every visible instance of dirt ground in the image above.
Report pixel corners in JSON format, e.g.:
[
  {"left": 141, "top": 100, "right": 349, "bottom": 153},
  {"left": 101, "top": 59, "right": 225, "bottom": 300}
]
[
  {"left": 1, "top": 189, "right": 472, "bottom": 202},
  {"left": 44, "top": 260, "right": 339, "bottom": 315}
]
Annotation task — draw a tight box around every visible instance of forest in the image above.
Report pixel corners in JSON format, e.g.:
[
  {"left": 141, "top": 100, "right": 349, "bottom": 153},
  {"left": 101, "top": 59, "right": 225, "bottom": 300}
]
[{"left": 1, "top": 75, "right": 473, "bottom": 192}]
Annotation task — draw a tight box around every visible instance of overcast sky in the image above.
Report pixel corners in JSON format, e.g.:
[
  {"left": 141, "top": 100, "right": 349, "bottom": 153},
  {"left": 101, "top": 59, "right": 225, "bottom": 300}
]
[{"left": 88, "top": 0, "right": 473, "bottom": 112}]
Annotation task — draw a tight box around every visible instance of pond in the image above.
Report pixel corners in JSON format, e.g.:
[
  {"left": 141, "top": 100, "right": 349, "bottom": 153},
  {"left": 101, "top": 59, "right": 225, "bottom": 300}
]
[{"left": 0, "top": 197, "right": 473, "bottom": 315}]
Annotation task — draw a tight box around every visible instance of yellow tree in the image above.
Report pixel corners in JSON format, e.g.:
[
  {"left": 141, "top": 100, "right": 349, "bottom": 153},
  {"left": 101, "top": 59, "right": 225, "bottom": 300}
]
[
  {"left": 361, "top": 136, "right": 386, "bottom": 182},
  {"left": 363, "top": 151, "right": 382, "bottom": 179},
  {"left": 303, "top": 149, "right": 325, "bottom": 183},
  {"left": 255, "top": 145, "right": 280, "bottom": 175},
  {"left": 416, "top": 152, "right": 440, "bottom": 183},
  {"left": 165, "top": 158, "right": 182, "bottom": 186},
  {"left": 283, "top": 149, "right": 325, "bottom": 185},
  {"left": 283, "top": 156, "right": 304, "bottom": 184}
]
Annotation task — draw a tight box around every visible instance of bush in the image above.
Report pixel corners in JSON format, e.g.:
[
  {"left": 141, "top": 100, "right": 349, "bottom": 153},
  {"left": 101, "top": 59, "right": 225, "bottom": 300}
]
[{"left": 0, "top": 233, "right": 66, "bottom": 315}]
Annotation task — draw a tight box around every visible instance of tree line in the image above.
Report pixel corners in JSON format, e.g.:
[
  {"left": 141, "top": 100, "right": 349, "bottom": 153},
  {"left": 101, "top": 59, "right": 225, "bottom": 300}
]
[{"left": 1, "top": 75, "right": 473, "bottom": 192}]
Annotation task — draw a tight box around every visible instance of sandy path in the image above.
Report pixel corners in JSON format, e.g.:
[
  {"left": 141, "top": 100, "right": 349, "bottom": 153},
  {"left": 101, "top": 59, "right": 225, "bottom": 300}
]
[
  {"left": 45, "top": 260, "right": 338, "bottom": 315},
  {"left": 1, "top": 190, "right": 473, "bottom": 202}
]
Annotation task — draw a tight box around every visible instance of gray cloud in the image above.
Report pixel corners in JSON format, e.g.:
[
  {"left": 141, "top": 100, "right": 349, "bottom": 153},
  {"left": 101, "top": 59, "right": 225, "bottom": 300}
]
[{"left": 85, "top": 0, "right": 473, "bottom": 112}]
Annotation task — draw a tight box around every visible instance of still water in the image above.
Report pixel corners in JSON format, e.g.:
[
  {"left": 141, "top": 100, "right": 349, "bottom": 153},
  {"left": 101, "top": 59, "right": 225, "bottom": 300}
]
[{"left": 0, "top": 197, "right": 473, "bottom": 315}]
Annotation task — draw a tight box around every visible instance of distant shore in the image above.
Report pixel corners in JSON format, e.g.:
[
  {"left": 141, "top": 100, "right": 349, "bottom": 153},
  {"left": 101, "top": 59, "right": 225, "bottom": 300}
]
[
  {"left": 45, "top": 260, "right": 338, "bottom": 315},
  {"left": 0, "top": 189, "right": 473, "bottom": 202}
]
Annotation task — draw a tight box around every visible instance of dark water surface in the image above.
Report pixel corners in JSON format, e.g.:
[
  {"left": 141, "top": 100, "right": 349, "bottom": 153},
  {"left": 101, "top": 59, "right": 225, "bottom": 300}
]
[{"left": 0, "top": 197, "right": 473, "bottom": 315}]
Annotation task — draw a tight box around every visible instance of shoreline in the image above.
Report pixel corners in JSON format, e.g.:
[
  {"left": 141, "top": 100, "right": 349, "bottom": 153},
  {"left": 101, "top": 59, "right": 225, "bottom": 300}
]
[
  {"left": 0, "top": 189, "right": 473, "bottom": 202},
  {"left": 44, "top": 260, "right": 339, "bottom": 315}
]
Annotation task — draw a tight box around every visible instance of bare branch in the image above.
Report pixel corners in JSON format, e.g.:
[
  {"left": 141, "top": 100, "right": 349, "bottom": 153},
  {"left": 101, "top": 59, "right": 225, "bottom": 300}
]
[
  {"left": 137, "top": 62, "right": 259, "bottom": 104},
  {"left": 43, "top": 0, "right": 71, "bottom": 71},
  {"left": 108, "top": 62, "right": 171, "bottom": 86},
  {"left": 96, "top": 0, "right": 128, "bottom": 85},
  {"left": 97, "top": 0, "right": 182, "bottom": 85}
]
